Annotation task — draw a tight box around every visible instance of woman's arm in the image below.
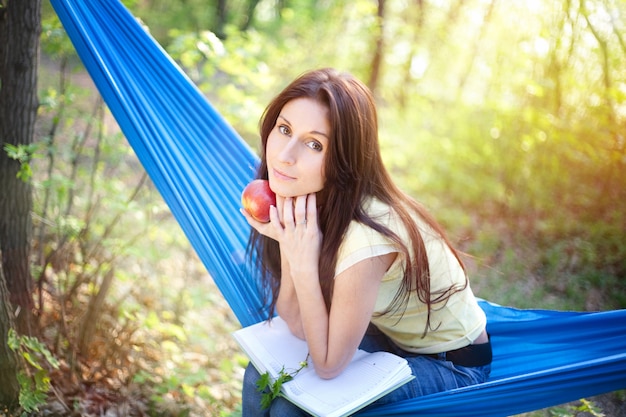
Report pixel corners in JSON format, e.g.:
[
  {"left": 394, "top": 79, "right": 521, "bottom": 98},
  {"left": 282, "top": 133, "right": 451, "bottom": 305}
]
[
  {"left": 275, "top": 252, "right": 305, "bottom": 339},
  {"left": 279, "top": 193, "right": 396, "bottom": 379},
  {"left": 244, "top": 192, "right": 395, "bottom": 378},
  {"left": 291, "top": 249, "right": 395, "bottom": 379},
  {"left": 241, "top": 194, "right": 305, "bottom": 338}
]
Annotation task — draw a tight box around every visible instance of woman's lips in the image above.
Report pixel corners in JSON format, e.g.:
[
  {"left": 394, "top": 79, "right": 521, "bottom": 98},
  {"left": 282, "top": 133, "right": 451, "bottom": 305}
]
[{"left": 272, "top": 168, "right": 296, "bottom": 181}]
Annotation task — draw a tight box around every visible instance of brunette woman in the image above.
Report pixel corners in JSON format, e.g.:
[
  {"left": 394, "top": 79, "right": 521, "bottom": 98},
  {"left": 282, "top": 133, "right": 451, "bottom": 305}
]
[{"left": 240, "top": 68, "right": 491, "bottom": 416}]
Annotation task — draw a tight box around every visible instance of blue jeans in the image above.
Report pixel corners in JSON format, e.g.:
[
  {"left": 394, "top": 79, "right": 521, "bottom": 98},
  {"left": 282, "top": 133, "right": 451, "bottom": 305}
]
[{"left": 241, "top": 324, "right": 491, "bottom": 416}]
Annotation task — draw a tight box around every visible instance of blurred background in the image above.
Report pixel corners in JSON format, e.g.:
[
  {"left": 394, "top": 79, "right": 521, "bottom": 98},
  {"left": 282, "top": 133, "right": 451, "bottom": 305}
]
[{"left": 3, "top": 0, "right": 624, "bottom": 415}]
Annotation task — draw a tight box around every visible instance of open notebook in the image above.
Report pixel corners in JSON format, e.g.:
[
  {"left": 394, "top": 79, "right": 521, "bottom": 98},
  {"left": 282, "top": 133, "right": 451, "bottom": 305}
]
[{"left": 233, "top": 317, "right": 414, "bottom": 417}]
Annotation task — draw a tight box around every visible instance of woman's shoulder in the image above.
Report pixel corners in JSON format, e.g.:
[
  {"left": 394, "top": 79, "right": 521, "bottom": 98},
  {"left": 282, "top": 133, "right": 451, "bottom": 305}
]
[
  {"left": 345, "top": 197, "right": 393, "bottom": 244},
  {"left": 334, "top": 198, "right": 398, "bottom": 272},
  {"left": 361, "top": 196, "right": 393, "bottom": 219},
  {"left": 362, "top": 196, "right": 434, "bottom": 237}
]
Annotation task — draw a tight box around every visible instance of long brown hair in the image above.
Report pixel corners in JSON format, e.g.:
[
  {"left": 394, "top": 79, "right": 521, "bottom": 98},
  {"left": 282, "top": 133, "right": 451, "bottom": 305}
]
[{"left": 248, "top": 68, "right": 467, "bottom": 335}]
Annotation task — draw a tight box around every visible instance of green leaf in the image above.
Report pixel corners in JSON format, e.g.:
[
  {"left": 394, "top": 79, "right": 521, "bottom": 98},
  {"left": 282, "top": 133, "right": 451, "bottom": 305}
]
[
  {"left": 260, "top": 391, "right": 274, "bottom": 410},
  {"left": 4, "top": 143, "right": 20, "bottom": 159},
  {"left": 22, "top": 352, "right": 44, "bottom": 370},
  {"left": 16, "top": 371, "right": 48, "bottom": 413},
  {"left": 34, "top": 369, "right": 52, "bottom": 391},
  {"left": 255, "top": 371, "right": 271, "bottom": 393},
  {"left": 271, "top": 378, "right": 283, "bottom": 397},
  {"left": 256, "top": 356, "right": 309, "bottom": 409},
  {"left": 41, "top": 348, "right": 60, "bottom": 369},
  {"left": 7, "top": 328, "right": 20, "bottom": 351}
]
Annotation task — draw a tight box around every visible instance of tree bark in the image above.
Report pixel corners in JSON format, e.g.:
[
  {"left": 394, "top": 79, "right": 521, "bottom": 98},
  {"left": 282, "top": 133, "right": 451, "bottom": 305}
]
[
  {"left": 215, "top": 0, "right": 227, "bottom": 38},
  {"left": 0, "top": 267, "right": 19, "bottom": 409},
  {"left": 368, "top": 0, "right": 386, "bottom": 97},
  {"left": 0, "top": 0, "right": 41, "bottom": 335},
  {"left": 455, "top": 0, "right": 496, "bottom": 100},
  {"left": 240, "top": 0, "right": 261, "bottom": 31},
  {"left": 398, "top": 0, "right": 425, "bottom": 110}
]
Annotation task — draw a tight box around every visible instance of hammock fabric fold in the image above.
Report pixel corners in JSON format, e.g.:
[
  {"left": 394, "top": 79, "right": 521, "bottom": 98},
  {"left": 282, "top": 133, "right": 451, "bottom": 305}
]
[{"left": 50, "top": 0, "right": 626, "bottom": 415}]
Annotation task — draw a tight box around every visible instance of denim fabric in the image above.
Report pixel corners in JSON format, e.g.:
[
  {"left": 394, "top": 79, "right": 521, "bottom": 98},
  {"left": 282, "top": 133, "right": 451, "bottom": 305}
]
[
  {"left": 241, "top": 324, "right": 491, "bottom": 416},
  {"left": 355, "top": 324, "right": 491, "bottom": 413}
]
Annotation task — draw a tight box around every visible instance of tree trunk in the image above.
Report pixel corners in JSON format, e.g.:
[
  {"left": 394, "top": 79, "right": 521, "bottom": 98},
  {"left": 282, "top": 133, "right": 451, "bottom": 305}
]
[
  {"left": 215, "top": 0, "right": 227, "bottom": 38},
  {"left": 367, "top": 0, "right": 386, "bottom": 97},
  {"left": 240, "top": 0, "right": 261, "bottom": 31},
  {"left": 398, "top": 0, "right": 425, "bottom": 110},
  {"left": 455, "top": 0, "right": 495, "bottom": 100},
  {"left": 0, "top": 0, "right": 42, "bottom": 335},
  {"left": 0, "top": 267, "right": 19, "bottom": 409}
]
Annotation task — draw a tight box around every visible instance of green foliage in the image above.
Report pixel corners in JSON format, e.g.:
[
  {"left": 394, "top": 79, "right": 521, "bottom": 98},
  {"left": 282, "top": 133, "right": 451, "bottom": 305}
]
[
  {"left": 548, "top": 399, "right": 606, "bottom": 417},
  {"left": 125, "top": 0, "right": 222, "bottom": 42},
  {"left": 30, "top": 22, "right": 244, "bottom": 414},
  {"left": 7, "top": 329, "right": 60, "bottom": 414},
  {"left": 165, "top": 27, "right": 278, "bottom": 146},
  {"left": 3, "top": 143, "right": 42, "bottom": 182},
  {"left": 40, "top": 17, "right": 76, "bottom": 58},
  {"left": 256, "top": 355, "right": 309, "bottom": 410}
]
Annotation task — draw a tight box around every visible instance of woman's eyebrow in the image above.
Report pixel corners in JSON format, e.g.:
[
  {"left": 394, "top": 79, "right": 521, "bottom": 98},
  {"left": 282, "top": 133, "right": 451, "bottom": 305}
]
[
  {"left": 277, "top": 115, "right": 329, "bottom": 139},
  {"left": 312, "top": 130, "right": 330, "bottom": 139}
]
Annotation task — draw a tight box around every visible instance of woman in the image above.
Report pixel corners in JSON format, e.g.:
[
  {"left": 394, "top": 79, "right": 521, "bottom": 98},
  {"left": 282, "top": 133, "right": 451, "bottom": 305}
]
[{"left": 240, "top": 68, "right": 491, "bottom": 416}]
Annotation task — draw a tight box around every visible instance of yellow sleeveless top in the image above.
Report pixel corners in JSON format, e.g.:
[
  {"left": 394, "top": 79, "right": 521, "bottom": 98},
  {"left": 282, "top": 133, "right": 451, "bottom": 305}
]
[{"left": 335, "top": 198, "right": 486, "bottom": 354}]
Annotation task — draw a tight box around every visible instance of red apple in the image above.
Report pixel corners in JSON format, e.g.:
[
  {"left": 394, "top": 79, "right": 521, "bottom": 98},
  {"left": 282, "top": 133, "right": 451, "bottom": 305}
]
[{"left": 241, "top": 179, "right": 276, "bottom": 223}]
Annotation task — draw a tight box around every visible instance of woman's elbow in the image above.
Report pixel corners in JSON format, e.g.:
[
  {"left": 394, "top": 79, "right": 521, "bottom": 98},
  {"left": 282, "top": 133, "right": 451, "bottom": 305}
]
[
  {"left": 313, "top": 361, "right": 347, "bottom": 380},
  {"left": 315, "top": 369, "right": 340, "bottom": 380},
  {"left": 276, "top": 307, "right": 304, "bottom": 339},
  {"left": 287, "top": 321, "right": 306, "bottom": 340}
]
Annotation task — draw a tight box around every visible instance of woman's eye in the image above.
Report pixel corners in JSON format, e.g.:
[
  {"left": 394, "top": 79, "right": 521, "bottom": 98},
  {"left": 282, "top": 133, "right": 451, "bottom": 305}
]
[
  {"left": 278, "top": 125, "right": 291, "bottom": 136},
  {"left": 307, "top": 140, "right": 323, "bottom": 152}
]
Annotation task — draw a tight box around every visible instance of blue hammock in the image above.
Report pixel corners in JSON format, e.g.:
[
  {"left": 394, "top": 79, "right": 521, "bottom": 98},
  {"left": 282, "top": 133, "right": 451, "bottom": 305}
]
[{"left": 50, "top": 1, "right": 626, "bottom": 415}]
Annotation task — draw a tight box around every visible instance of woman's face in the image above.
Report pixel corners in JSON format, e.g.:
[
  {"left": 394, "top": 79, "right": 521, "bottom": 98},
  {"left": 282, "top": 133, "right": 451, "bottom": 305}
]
[{"left": 266, "top": 97, "right": 330, "bottom": 198}]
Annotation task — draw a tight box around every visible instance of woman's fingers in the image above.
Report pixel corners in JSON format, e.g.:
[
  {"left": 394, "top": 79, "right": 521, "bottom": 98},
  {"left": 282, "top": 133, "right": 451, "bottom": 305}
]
[
  {"left": 240, "top": 205, "right": 281, "bottom": 241},
  {"left": 283, "top": 197, "right": 294, "bottom": 227},
  {"left": 294, "top": 195, "right": 307, "bottom": 226},
  {"left": 305, "top": 193, "right": 317, "bottom": 227},
  {"left": 268, "top": 204, "right": 281, "bottom": 232},
  {"left": 275, "top": 195, "right": 286, "bottom": 224}
]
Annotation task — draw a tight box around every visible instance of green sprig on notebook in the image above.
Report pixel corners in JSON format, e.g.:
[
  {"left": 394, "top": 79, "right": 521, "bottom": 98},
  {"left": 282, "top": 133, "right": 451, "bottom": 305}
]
[{"left": 257, "top": 354, "right": 310, "bottom": 409}]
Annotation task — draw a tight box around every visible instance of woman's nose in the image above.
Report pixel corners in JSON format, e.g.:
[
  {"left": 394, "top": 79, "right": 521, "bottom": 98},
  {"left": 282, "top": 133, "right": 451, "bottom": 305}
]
[{"left": 277, "top": 139, "right": 297, "bottom": 164}]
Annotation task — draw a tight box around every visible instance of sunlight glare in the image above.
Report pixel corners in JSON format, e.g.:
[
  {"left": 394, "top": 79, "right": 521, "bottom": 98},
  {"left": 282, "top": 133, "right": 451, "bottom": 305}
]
[{"left": 410, "top": 53, "right": 429, "bottom": 79}]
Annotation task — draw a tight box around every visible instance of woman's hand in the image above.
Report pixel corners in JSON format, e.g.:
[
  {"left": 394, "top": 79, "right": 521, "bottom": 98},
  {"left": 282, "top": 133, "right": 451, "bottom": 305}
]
[
  {"left": 241, "top": 194, "right": 286, "bottom": 242},
  {"left": 242, "top": 193, "right": 321, "bottom": 340},
  {"left": 274, "top": 193, "right": 322, "bottom": 275},
  {"left": 242, "top": 193, "right": 322, "bottom": 271}
]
